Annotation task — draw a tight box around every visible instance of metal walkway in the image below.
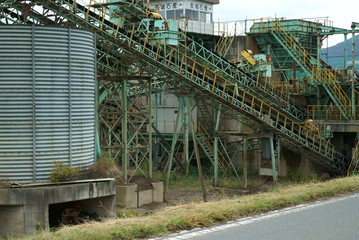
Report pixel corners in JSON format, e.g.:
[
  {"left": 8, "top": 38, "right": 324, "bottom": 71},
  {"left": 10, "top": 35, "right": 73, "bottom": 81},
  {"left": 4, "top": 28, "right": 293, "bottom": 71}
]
[
  {"left": 0, "top": 0, "right": 348, "bottom": 173},
  {"left": 265, "top": 20, "right": 352, "bottom": 119}
]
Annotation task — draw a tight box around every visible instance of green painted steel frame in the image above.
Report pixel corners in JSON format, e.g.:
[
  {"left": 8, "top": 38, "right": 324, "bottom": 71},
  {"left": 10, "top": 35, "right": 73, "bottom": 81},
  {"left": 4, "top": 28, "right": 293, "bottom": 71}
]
[{"left": 0, "top": 0, "right": 348, "bottom": 174}]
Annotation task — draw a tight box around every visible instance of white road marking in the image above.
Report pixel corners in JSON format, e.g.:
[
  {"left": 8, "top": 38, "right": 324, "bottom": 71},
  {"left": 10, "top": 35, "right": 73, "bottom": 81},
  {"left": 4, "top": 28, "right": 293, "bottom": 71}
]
[{"left": 150, "top": 193, "right": 359, "bottom": 240}]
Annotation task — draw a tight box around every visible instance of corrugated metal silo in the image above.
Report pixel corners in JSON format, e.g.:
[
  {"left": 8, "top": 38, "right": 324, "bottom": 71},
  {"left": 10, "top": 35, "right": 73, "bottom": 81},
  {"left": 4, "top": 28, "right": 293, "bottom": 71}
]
[{"left": 0, "top": 25, "right": 96, "bottom": 182}]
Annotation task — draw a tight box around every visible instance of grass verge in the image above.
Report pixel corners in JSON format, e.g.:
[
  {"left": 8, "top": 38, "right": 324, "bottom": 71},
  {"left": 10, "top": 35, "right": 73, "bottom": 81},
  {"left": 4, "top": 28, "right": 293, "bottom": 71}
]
[{"left": 11, "top": 175, "right": 359, "bottom": 240}]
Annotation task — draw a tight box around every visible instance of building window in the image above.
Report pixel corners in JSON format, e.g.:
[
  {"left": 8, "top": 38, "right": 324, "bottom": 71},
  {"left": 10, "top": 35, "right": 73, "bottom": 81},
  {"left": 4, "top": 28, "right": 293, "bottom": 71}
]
[
  {"left": 175, "top": 9, "right": 184, "bottom": 18},
  {"left": 206, "top": 13, "right": 212, "bottom": 23},
  {"left": 167, "top": 10, "right": 175, "bottom": 19},
  {"left": 200, "top": 11, "right": 206, "bottom": 21},
  {"left": 185, "top": 9, "right": 199, "bottom": 21},
  {"left": 159, "top": 11, "right": 165, "bottom": 18},
  {"left": 166, "top": 9, "right": 184, "bottom": 19}
]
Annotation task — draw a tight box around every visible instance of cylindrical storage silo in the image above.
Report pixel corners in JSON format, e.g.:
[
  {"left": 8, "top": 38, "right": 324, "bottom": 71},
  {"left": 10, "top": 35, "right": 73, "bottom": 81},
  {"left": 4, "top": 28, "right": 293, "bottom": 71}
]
[{"left": 0, "top": 25, "right": 96, "bottom": 182}]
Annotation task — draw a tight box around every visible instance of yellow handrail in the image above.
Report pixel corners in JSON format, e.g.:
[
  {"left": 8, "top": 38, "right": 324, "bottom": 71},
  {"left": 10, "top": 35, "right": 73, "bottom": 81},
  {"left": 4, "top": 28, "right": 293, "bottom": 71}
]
[
  {"left": 59, "top": 0, "right": 343, "bottom": 170},
  {"left": 273, "top": 19, "right": 352, "bottom": 118},
  {"left": 347, "top": 141, "right": 359, "bottom": 176},
  {"left": 307, "top": 105, "right": 359, "bottom": 120},
  {"left": 197, "top": 122, "right": 231, "bottom": 170}
]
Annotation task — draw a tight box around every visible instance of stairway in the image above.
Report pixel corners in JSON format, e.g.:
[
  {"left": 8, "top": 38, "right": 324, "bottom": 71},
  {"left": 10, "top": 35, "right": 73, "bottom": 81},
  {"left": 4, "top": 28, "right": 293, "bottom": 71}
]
[
  {"left": 347, "top": 141, "right": 359, "bottom": 175},
  {"left": 14, "top": 0, "right": 348, "bottom": 174},
  {"left": 197, "top": 122, "right": 231, "bottom": 171},
  {"left": 195, "top": 97, "right": 213, "bottom": 129},
  {"left": 270, "top": 20, "right": 352, "bottom": 119},
  {"left": 214, "top": 33, "right": 234, "bottom": 57}
]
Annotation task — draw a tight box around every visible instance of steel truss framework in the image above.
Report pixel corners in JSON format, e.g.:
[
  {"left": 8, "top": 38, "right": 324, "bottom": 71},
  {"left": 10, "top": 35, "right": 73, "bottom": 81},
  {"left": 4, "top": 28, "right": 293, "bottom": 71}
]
[
  {"left": 0, "top": 0, "right": 352, "bottom": 182},
  {"left": 0, "top": 0, "right": 263, "bottom": 182}
]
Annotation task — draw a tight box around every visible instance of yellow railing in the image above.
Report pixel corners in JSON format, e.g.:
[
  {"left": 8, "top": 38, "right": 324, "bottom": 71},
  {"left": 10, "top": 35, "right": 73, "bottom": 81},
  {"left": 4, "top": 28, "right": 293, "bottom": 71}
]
[
  {"left": 197, "top": 122, "right": 231, "bottom": 170},
  {"left": 347, "top": 141, "right": 359, "bottom": 176},
  {"left": 272, "top": 19, "right": 352, "bottom": 118},
  {"left": 272, "top": 79, "right": 316, "bottom": 94},
  {"left": 272, "top": 20, "right": 313, "bottom": 69},
  {"left": 312, "top": 68, "right": 351, "bottom": 107},
  {"left": 312, "top": 68, "right": 352, "bottom": 83},
  {"left": 214, "top": 33, "right": 234, "bottom": 57},
  {"left": 51, "top": 0, "right": 343, "bottom": 170},
  {"left": 307, "top": 105, "right": 359, "bottom": 120}
]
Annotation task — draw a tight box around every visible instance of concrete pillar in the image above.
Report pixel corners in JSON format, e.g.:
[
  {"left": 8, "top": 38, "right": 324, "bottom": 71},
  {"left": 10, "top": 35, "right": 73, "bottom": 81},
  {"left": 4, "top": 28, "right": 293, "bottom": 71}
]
[
  {"left": 0, "top": 205, "right": 24, "bottom": 237},
  {"left": 152, "top": 181, "right": 164, "bottom": 203},
  {"left": 138, "top": 189, "right": 153, "bottom": 207},
  {"left": 299, "top": 156, "right": 317, "bottom": 175},
  {"left": 116, "top": 184, "right": 137, "bottom": 208},
  {"left": 23, "top": 189, "right": 48, "bottom": 234},
  {"left": 279, "top": 156, "right": 288, "bottom": 177}
]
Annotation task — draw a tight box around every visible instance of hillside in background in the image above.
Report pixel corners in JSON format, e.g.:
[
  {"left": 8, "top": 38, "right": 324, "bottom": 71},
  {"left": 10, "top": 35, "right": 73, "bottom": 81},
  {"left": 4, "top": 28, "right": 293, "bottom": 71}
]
[{"left": 321, "top": 35, "right": 359, "bottom": 68}]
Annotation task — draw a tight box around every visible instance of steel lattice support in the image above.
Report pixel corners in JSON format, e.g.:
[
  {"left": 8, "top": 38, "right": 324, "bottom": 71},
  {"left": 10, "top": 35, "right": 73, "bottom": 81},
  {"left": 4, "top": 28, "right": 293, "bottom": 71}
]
[
  {"left": 99, "top": 76, "right": 154, "bottom": 182},
  {"left": 0, "top": 0, "right": 352, "bottom": 178}
]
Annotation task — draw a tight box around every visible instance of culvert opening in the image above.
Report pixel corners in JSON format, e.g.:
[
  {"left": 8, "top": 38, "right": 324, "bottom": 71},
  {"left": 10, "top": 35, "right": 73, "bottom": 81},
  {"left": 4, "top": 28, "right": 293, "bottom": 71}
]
[{"left": 48, "top": 199, "right": 105, "bottom": 229}]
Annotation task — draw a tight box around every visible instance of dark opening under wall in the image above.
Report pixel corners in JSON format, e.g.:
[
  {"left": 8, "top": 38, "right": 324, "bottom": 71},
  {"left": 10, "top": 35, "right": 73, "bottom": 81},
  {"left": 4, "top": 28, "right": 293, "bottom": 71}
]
[{"left": 48, "top": 197, "right": 113, "bottom": 228}]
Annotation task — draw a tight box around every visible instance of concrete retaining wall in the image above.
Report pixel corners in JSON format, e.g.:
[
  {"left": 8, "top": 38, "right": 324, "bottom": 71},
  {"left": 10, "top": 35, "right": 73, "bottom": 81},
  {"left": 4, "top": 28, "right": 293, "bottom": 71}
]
[
  {"left": 0, "top": 179, "right": 116, "bottom": 238},
  {"left": 116, "top": 181, "right": 164, "bottom": 208}
]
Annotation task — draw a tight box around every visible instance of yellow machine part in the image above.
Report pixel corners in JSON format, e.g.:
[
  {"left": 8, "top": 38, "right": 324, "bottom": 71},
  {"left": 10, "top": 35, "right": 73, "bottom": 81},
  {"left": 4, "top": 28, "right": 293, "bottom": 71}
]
[
  {"left": 147, "top": 12, "right": 164, "bottom": 20},
  {"left": 303, "top": 119, "right": 319, "bottom": 134},
  {"left": 241, "top": 50, "right": 256, "bottom": 66}
]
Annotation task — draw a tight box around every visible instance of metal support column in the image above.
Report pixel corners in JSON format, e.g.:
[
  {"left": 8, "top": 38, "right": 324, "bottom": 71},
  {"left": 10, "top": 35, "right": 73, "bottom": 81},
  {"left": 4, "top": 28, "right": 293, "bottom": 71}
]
[
  {"left": 243, "top": 137, "right": 248, "bottom": 188},
  {"left": 186, "top": 97, "right": 207, "bottom": 202},
  {"left": 184, "top": 97, "right": 190, "bottom": 174},
  {"left": 154, "top": 90, "right": 159, "bottom": 167},
  {"left": 351, "top": 30, "right": 356, "bottom": 118},
  {"left": 164, "top": 98, "right": 183, "bottom": 199},
  {"left": 344, "top": 33, "right": 348, "bottom": 69},
  {"left": 317, "top": 33, "right": 321, "bottom": 68},
  {"left": 269, "top": 135, "right": 277, "bottom": 184},
  {"left": 148, "top": 79, "right": 153, "bottom": 178},
  {"left": 276, "top": 139, "right": 281, "bottom": 175},
  {"left": 213, "top": 106, "right": 221, "bottom": 186},
  {"left": 121, "top": 80, "right": 128, "bottom": 183}
]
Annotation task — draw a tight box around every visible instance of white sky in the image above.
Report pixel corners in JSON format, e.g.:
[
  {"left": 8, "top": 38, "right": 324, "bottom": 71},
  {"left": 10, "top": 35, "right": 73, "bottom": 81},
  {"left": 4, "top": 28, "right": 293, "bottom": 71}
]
[{"left": 213, "top": 0, "right": 359, "bottom": 47}]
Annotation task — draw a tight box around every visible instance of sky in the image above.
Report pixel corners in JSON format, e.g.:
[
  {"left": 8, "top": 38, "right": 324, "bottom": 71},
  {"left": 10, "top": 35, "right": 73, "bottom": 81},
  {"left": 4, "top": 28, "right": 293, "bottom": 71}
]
[{"left": 212, "top": 0, "right": 359, "bottom": 47}]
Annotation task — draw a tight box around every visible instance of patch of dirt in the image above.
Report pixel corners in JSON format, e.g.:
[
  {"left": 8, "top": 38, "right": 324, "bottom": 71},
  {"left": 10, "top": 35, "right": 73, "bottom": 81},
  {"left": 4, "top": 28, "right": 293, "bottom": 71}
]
[
  {"left": 116, "top": 175, "right": 161, "bottom": 191},
  {"left": 117, "top": 176, "right": 274, "bottom": 215}
]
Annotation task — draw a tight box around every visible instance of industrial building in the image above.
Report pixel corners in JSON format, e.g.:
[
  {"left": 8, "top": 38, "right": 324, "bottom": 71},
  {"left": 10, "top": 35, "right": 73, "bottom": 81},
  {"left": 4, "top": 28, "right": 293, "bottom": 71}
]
[{"left": 0, "top": 0, "right": 359, "bottom": 236}]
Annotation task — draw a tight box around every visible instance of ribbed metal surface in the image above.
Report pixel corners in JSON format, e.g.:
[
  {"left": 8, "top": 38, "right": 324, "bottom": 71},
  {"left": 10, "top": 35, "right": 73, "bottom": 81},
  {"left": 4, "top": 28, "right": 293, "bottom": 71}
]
[{"left": 0, "top": 25, "right": 96, "bottom": 182}]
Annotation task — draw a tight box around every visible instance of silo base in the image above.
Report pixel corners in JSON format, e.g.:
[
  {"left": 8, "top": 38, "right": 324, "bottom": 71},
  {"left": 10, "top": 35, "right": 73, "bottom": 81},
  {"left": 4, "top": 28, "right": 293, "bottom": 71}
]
[{"left": 0, "top": 179, "right": 116, "bottom": 238}]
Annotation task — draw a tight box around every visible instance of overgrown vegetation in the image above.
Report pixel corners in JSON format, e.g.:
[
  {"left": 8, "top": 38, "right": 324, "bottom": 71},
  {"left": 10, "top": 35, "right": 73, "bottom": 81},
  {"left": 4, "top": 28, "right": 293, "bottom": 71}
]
[
  {"left": 87, "top": 154, "right": 121, "bottom": 179},
  {"left": 0, "top": 179, "right": 11, "bottom": 188},
  {"left": 49, "top": 154, "right": 121, "bottom": 183},
  {"left": 11, "top": 175, "right": 359, "bottom": 240},
  {"left": 152, "top": 166, "right": 244, "bottom": 189},
  {"left": 49, "top": 161, "right": 81, "bottom": 183}
]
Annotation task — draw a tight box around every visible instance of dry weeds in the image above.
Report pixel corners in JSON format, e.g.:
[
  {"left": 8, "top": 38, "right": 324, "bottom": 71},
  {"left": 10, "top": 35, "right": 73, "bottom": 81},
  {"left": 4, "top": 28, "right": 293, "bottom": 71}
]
[{"left": 11, "top": 176, "right": 359, "bottom": 240}]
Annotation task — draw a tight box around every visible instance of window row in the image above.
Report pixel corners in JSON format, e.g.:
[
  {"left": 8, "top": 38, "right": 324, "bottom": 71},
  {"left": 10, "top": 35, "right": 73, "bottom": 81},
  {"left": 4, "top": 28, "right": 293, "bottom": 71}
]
[{"left": 160, "top": 9, "right": 212, "bottom": 22}]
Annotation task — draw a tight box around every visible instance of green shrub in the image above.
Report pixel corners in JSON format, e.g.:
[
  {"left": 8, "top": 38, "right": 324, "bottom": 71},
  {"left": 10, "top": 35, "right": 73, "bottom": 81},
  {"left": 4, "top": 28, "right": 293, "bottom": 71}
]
[{"left": 49, "top": 161, "right": 80, "bottom": 183}]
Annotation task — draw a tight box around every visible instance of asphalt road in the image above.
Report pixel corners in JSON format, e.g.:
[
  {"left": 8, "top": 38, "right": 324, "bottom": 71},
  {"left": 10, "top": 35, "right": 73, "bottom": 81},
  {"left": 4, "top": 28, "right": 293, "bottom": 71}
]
[{"left": 154, "top": 193, "right": 359, "bottom": 240}]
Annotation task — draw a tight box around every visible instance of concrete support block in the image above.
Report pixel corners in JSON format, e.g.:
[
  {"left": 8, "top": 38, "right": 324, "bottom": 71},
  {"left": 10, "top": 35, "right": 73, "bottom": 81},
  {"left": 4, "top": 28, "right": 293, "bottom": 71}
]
[
  {"left": 279, "top": 156, "right": 288, "bottom": 177},
  {"left": 151, "top": 182, "right": 164, "bottom": 203},
  {"left": 138, "top": 189, "right": 153, "bottom": 207},
  {"left": 116, "top": 184, "right": 137, "bottom": 208},
  {"left": 252, "top": 150, "right": 261, "bottom": 174},
  {"left": 0, "top": 180, "right": 116, "bottom": 238},
  {"left": 300, "top": 156, "right": 316, "bottom": 176},
  {"left": 0, "top": 205, "right": 24, "bottom": 237},
  {"left": 23, "top": 204, "right": 48, "bottom": 235}
]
